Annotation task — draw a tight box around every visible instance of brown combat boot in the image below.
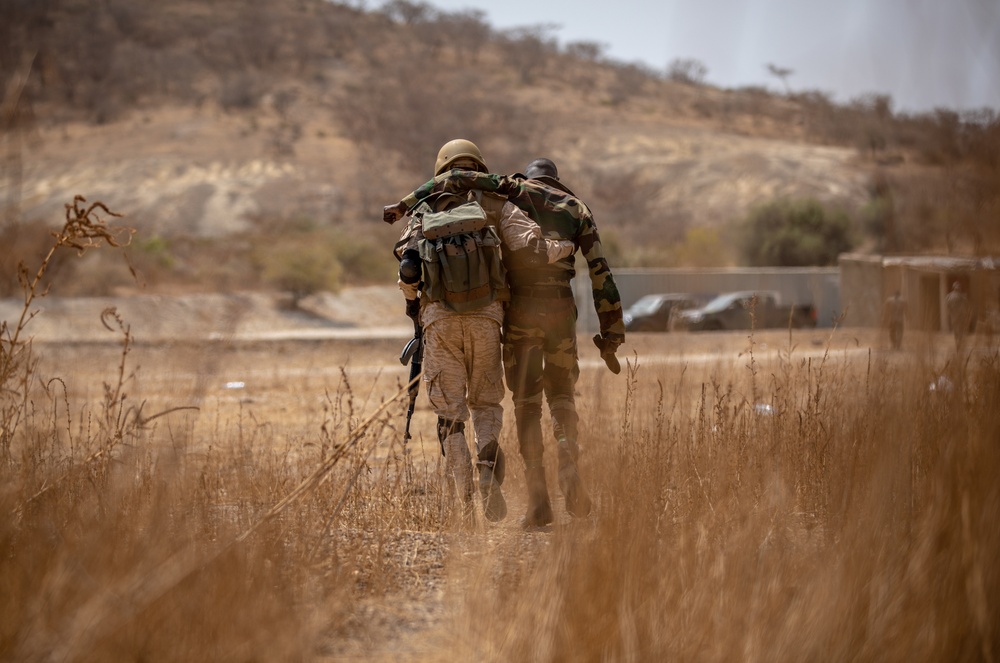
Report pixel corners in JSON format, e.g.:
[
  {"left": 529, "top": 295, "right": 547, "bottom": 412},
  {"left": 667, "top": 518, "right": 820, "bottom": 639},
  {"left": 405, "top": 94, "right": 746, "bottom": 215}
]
[
  {"left": 521, "top": 460, "right": 553, "bottom": 529},
  {"left": 557, "top": 438, "right": 592, "bottom": 518},
  {"left": 477, "top": 441, "right": 507, "bottom": 522},
  {"left": 444, "top": 432, "right": 476, "bottom": 529}
]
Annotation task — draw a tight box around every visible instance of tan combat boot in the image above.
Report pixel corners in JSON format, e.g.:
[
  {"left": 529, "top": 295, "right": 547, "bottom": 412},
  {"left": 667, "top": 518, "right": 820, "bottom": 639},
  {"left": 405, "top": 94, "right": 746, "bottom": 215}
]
[
  {"left": 444, "top": 432, "right": 476, "bottom": 528},
  {"left": 477, "top": 441, "right": 507, "bottom": 522},
  {"left": 478, "top": 463, "right": 507, "bottom": 523}
]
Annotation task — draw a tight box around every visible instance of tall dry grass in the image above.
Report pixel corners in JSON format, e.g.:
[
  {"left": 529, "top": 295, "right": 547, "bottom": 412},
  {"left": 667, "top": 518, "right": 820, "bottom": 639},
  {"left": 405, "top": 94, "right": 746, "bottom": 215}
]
[
  {"left": 452, "top": 338, "right": 1000, "bottom": 662},
  {"left": 1, "top": 322, "right": 451, "bottom": 661},
  {"left": 3, "top": 205, "right": 997, "bottom": 660},
  {"left": 1, "top": 201, "right": 446, "bottom": 661}
]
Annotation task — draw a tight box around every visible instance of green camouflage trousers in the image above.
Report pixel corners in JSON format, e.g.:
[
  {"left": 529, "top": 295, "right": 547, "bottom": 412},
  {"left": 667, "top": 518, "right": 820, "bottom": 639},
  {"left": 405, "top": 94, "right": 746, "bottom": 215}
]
[{"left": 502, "top": 294, "right": 580, "bottom": 462}]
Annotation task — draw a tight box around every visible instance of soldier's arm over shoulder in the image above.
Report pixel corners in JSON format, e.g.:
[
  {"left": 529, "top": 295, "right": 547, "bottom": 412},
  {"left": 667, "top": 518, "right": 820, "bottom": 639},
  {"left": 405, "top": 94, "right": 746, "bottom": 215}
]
[
  {"left": 498, "top": 202, "right": 571, "bottom": 265},
  {"left": 399, "top": 178, "right": 437, "bottom": 210},
  {"left": 399, "top": 171, "right": 519, "bottom": 209},
  {"left": 497, "top": 202, "right": 540, "bottom": 251}
]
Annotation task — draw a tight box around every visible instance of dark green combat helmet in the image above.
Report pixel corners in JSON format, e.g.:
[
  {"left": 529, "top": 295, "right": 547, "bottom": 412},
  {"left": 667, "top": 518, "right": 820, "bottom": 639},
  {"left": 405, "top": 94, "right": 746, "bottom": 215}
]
[{"left": 523, "top": 157, "right": 558, "bottom": 180}]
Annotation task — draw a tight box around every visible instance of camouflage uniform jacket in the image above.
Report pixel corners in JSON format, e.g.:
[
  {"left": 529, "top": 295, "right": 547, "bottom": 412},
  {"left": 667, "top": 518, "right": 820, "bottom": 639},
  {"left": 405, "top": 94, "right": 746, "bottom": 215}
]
[{"left": 400, "top": 170, "right": 625, "bottom": 344}]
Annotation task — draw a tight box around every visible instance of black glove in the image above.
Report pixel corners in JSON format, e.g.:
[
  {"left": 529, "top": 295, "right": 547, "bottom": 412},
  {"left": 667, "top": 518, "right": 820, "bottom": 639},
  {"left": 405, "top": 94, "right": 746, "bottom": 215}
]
[
  {"left": 593, "top": 334, "right": 622, "bottom": 375},
  {"left": 383, "top": 202, "right": 408, "bottom": 224},
  {"left": 405, "top": 297, "right": 420, "bottom": 322}
]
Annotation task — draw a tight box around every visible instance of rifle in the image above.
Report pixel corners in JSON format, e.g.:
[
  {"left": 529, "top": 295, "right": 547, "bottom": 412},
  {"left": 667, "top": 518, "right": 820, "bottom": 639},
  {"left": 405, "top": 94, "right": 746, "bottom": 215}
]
[{"left": 399, "top": 315, "right": 423, "bottom": 442}]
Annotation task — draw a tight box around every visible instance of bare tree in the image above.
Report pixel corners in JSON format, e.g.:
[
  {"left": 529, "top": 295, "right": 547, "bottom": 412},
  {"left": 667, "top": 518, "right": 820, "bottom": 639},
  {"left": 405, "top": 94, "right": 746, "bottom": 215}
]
[
  {"left": 608, "top": 62, "right": 655, "bottom": 105},
  {"left": 766, "top": 63, "right": 793, "bottom": 94},
  {"left": 565, "top": 40, "right": 606, "bottom": 62},
  {"left": 501, "top": 24, "right": 559, "bottom": 84},
  {"left": 666, "top": 58, "right": 708, "bottom": 85},
  {"left": 380, "top": 0, "right": 433, "bottom": 25},
  {"left": 437, "top": 10, "right": 492, "bottom": 62}
]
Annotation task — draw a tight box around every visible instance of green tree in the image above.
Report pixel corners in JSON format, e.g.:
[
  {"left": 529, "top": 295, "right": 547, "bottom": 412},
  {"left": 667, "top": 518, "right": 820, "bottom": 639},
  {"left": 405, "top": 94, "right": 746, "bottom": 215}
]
[
  {"left": 739, "top": 198, "right": 855, "bottom": 266},
  {"left": 259, "top": 237, "right": 343, "bottom": 307},
  {"left": 671, "top": 227, "right": 731, "bottom": 267}
]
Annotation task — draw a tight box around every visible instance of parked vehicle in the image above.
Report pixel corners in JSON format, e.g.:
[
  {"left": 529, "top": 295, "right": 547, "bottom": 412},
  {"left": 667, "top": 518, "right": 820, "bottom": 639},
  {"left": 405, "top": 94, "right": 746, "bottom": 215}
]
[
  {"left": 623, "top": 293, "right": 711, "bottom": 332},
  {"left": 674, "top": 290, "right": 817, "bottom": 331}
]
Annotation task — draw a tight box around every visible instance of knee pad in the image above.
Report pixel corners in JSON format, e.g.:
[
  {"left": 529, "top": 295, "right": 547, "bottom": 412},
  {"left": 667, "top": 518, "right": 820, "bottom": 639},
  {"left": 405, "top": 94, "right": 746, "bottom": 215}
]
[
  {"left": 436, "top": 417, "right": 465, "bottom": 455},
  {"left": 477, "top": 440, "right": 506, "bottom": 485}
]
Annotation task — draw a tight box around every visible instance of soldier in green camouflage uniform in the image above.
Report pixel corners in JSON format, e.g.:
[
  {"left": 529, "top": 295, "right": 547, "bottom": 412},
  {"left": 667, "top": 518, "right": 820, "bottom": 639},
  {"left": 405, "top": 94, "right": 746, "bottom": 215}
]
[{"left": 385, "top": 159, "right": 625, "bottom": 528}]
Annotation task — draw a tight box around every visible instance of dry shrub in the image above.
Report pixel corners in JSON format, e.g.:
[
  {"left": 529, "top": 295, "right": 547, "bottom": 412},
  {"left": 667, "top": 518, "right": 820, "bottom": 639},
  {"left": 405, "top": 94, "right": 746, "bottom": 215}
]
[{"left": 0, "top": 221, "right": 77, "bottom": 298}]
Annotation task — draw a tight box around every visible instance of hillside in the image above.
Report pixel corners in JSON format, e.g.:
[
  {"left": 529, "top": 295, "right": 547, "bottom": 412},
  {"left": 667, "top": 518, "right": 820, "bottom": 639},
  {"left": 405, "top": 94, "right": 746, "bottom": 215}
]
[{"left": 2, "top": 0, "right": 998, "bottom": 296}]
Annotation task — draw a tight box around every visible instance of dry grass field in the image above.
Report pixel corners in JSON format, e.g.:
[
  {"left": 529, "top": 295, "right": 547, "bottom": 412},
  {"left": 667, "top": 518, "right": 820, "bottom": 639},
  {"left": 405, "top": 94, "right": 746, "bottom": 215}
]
[{"left": 4, "top": 239, "right": 999, "bottom": 661}]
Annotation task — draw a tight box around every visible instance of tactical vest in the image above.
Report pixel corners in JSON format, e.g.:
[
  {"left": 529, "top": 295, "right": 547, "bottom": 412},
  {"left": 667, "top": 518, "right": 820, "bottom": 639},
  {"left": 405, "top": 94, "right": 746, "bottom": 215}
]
[{"left": 414, "top": 191, "right": 509, "bottom": 313}]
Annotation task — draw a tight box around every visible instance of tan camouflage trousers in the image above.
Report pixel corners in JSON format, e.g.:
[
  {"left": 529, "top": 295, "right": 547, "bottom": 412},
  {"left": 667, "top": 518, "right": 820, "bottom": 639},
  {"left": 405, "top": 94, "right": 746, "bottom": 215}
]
[{"left": 422, "top": 314, "right": 504, "bottom": 456}]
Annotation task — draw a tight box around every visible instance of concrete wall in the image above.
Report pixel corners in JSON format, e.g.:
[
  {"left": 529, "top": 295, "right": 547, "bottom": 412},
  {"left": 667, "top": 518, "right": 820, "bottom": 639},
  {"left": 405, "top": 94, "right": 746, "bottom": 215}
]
[
  {"left": 838, "top": 253, "right": 884, "bottom": 327},
  {"left": 573, "top": 267, "right": 841, "bottom": 332}
]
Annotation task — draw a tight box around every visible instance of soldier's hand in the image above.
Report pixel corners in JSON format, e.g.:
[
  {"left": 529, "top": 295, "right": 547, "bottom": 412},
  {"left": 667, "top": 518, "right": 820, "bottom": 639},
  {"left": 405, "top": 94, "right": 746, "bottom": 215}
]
[
  {"left": 546, "top": 239, "right": 576, "bottom": 264},
  {"left": 497, "top": 175, "right": 523, "bottom": 198},
  {"left": 383, "top": 202, "right": 408, "bottom": 224},
  {"left": 592, "top": 334, "right": 622, "bottom": 375},
  {"left": 405, "top": 299, "right": 419, "bottom": 321},
  {"left": 405, "top": 297, "right": 420, "bottom": 322}
]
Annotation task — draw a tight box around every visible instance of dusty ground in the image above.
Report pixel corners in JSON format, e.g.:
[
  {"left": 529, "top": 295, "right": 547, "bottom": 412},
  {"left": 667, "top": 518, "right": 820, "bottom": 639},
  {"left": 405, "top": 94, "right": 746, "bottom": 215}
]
[
  {"left": 4, "top": 284, "right": 879, "bottom": 345},
  {"left": 7, "top": 285, "right": 924, "bottom": 490},
  {"left": 0, "top": 285, "right": 410, "bottom": 343},
  {"left": 3, "top": 286, "right": 948, "bottom": 436}
]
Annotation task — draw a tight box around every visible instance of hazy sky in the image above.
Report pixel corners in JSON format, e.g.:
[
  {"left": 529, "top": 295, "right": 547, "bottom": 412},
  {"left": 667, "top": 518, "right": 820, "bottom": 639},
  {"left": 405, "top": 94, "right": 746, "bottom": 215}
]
[{"left": 414, "top": 0, "right": 1000, "bottom": 115}]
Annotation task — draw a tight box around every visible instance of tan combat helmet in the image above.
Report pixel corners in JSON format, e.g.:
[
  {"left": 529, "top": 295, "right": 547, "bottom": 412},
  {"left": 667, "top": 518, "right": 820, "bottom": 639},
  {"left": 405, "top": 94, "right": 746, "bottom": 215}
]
[{"left": 434, "top": 139, "right": 487, "bottom": 176}]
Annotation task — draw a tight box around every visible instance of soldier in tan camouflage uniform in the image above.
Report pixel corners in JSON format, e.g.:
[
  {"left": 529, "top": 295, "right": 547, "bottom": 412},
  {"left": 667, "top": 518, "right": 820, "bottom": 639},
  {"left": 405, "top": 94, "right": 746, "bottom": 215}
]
[
  {"left": 386, "top": 158, "right": 625, "bottom": 528},
  {"left": 393, "top": 140, "right": 574, "bottom": 526}
]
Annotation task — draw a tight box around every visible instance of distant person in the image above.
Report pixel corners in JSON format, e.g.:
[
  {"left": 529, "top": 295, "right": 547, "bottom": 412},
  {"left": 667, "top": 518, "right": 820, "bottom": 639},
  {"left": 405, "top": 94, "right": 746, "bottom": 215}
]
[
  {"left": 984, "top": 290, "right": 1000, "bottom": 346},
  {"left": 883, "top": 290, "right": 906, "bottom": 350},
  {"left": 945, "top": 281, "right": 972, "bottom": 350}
]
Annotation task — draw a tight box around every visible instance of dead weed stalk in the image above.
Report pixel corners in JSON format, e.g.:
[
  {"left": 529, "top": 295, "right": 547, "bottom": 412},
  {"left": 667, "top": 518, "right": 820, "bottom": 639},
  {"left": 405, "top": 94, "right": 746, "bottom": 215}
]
[{"left": 2, "top": 196, "right": 133, "bottom": 461}]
